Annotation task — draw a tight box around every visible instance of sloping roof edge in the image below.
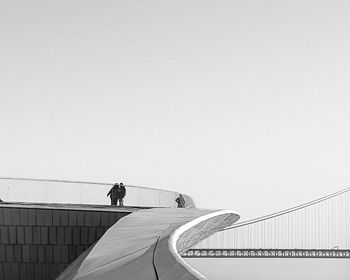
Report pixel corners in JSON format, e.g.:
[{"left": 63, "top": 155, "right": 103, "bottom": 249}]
[{"left": 57, "top": 208, "right": 240, "bottom": 280}]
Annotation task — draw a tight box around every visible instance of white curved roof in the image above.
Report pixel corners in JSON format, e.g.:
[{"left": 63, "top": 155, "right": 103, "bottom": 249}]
[{"left": 58, "top": 208, "right": 240, "bottom": 280}]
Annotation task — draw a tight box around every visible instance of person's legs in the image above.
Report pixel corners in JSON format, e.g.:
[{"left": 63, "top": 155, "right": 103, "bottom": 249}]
[
  {"left": 113, "top": 196, "right": 118, "bottom": 206},
  {"left": 119, "top": 197, "right": 123, "bottom": 206}
]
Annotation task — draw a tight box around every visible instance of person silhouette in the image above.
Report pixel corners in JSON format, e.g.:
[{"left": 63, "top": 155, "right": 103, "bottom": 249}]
[
  {"left": 175, "top": 194, "right": 185, "bottom": 208},
  {"left": 119, "top": 183, "right": 126, "bottom": 206},
  {"left": 107, "top": 183, "right": 119, "bottom": 206}
]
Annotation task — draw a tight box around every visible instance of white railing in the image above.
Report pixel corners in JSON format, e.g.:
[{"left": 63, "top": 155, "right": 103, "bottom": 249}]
[{"left": 0, "top": 177, "right": 196, "bottom": 208}]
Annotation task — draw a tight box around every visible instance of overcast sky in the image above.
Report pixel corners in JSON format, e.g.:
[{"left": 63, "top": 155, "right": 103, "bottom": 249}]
[{"left": 1, "top": 0, "right": 350, "bottom": 220}]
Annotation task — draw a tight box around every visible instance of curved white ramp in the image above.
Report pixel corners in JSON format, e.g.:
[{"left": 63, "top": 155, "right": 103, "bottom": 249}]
[{"left": 57, "top": 208, "right": 240, "bottom": 280}]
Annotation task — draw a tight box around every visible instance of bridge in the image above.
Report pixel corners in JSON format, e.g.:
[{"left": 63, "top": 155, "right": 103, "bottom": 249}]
[
  {"left": 0, "top": 177, "right": 349, "bottom": 280},
  {"left": 183, "top": 186, "right": 350, "bottom": 258}
]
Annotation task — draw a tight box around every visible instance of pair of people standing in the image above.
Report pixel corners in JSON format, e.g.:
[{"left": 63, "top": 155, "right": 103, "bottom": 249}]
[{"left": 107, "top": 183, "right": 126, "bottom": 206}]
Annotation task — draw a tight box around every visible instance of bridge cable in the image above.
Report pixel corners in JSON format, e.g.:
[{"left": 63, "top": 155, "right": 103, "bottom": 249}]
[{"left": 219, "top": 186, "right": 350, "bottom": 232}]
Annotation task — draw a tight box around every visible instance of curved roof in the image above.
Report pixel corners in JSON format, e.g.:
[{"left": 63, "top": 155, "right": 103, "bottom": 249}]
[{"left": 57, "top": 208, "right": 240, "bottom": 280}]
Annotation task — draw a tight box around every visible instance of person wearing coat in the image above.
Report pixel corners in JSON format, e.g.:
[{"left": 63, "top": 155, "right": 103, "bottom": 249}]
[
  {"left": 107, "top": 183, "right": 120, "bottom": 206},
  {"left": 175, "top": 194, "right": 186, "bottom": 208},
  {"left": 119, "top": 183, "right": 126, "bottom": 206}
]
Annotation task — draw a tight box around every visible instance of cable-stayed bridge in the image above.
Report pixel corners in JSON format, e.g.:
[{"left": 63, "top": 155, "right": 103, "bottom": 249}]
[{"left": 183, "top": 187, "right": 350, "bottom": 258}]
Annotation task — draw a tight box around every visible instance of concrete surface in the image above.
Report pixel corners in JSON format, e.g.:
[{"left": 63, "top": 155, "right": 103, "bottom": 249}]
[{"left": 58, "top": 208, "right": 240, "bottom": 280}]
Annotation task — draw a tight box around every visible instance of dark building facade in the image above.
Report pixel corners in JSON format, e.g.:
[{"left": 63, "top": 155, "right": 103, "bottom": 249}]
[{"left": 0, "top": 204, "right": 135, "bottom": 280}]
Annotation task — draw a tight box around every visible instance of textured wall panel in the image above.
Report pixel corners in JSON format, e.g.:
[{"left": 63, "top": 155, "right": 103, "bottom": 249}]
[{"left": 0, "top": 204, "right": 134, "bottom": 280}]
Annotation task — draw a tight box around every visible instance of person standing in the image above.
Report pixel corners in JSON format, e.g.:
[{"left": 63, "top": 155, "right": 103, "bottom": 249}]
[
  {"left": 107, "top": 183, "right": 119, "bottom": 206},
  {"left": 119, "top": 183, "right": 126, "bottom": 207},
  {"left": 175, "top": 194, "right": 186, "bottom": 208}
]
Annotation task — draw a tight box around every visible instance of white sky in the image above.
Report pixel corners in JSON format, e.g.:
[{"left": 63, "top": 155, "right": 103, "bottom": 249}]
[{"left": 1, "top": 0, "right": 350, "bottom": 220}]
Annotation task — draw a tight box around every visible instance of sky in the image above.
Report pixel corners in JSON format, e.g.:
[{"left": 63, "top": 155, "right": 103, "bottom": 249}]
[{"left": 1, "top": 0, "right": 350, "bottom": 220}]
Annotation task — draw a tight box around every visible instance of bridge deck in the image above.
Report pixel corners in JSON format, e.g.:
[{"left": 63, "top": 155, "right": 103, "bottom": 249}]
[{"left": 183, "top": 249, "right": 350, "bottom": 258}]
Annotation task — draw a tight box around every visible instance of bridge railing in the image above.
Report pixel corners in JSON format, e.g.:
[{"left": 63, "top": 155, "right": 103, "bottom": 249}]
[
  {"left": 0, "top": 177, "right": 196, "bottom": 208},
  {"left": 182, "top": 248, "right": 350, "bottom": 258}
]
